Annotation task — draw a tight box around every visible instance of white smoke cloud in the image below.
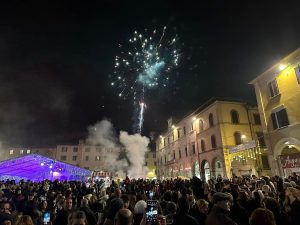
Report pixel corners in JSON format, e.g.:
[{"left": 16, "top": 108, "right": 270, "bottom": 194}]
[
  {"left": 86, "top": 119, "right": 150, "bottom": 178},
  {"left": 86, "top": 120, "right": 117, "bottom": 148},
  {"left": 120, "top": 131, "right": 150, "bottom": 178}
]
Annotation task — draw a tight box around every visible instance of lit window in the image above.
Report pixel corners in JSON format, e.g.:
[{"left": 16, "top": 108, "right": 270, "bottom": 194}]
[
  {"left": 268, "top": 79, "right": 279, "bottom": 98},
  {"left": 26, "top": 149, "right": 31, "bottom": 154},
  {"left": 95, "top": 156, "right": 101, "bottom": 161},
  {"left": 20, "top": 149, "right": 24, "bottom": 154},
  {"left": 9, "top": 150, "right": 14, "bottom": 155},
  {"left": 271, "top": 108, "right": 289, "bottom": 129}
]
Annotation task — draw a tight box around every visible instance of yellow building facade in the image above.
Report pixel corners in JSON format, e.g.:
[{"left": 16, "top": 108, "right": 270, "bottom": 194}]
[
  {"left": 250, "top": 48, "right": 300, "bottom": 177},
  {"left": 156, "top": 99, "right": 267, "bottom": 180}
]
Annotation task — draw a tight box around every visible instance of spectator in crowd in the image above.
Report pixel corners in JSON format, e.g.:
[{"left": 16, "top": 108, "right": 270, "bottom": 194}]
[
  {"left": 249, "top": 208, "right": 276, "bottom": 225},
  {"left": 206, "top": 192, "right": 237, "bottom": 225}
]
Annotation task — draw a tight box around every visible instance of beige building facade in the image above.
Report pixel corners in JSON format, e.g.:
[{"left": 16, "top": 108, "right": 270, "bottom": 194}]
[
  {"left": 250, "top": 48, "right": 300, "bottom": 177},
  {"left": 156, "top": 99, "right": 268, "bottom": 180}
]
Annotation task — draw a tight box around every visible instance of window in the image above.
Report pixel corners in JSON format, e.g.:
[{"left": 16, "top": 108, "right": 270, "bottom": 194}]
[
  {"left": 61, "top": 155, "right": 67, "bottom": 161},
  {"left": 271, "top": 108, "right": 289, "bottom": 129},
  {"left": 154, "top": 162, "right": 157, "bottom": 166},
  {"left": 85, "top": 148, "right": 91, "bottom": 152},
  {"left": 177, "top": 129, "right": 181, "bottom": 138},
  {"left": 20, "top": 149, "right": 24, "bottom": 155},
  {"left": 153, "top": 153, "right": 156, "bottom": 158},
  {"left": 72, "top": 156, "right": 77, "bottom": 161},
  {"left": 231, "top": 110, "right": 239, "bottom": 124},
  {"left": 73, "top": 147, "right": 78, "bottom": 152},
  {"left": 168, "top": 153, "right": 171, "bottom": 161},
  {"left": 253, "top": 113, "right": 261, "bottom": 125},
  {"left": 95, "top": 156, "right": 101, "bottom": 161},
  {"left": 183, "top": 126, "right": 186, "bottom": 135},
  {"left": 164, "top": 138, "right": 166, "bottom": 147},
  {"left": 191, "top": 123, "right": 194, "bottom": 131},
  {"left": 172, "top": 133, "right": 175, "bottom": 142},
  {"left": 9, "top": 150, "right": 13, "bottom": 155},
  {"left": 185, "top": 147, "right": 188, "bottom": 157},
  {"left": 294, "top": 64, "right": 300, "bottom": 84},
  {"left": 62, "top": 147, "right": 67, "bottom": 152},
  {"left": 145, "top": 162, "right": 148, "bottom": 166},
  {"left": 201, "top": 140, "right": 206, "bottom": 151},
  {"left": 234, "top": 132, "right": 242, "bottom": 145},
  {"left": 173, "top": 150, "right": 175, "bottom": 159},
  {"left": 167, "top": 137, "right": 170, "bottom": 144},
  {"left": 256, "top": 132, "right": 266, "bottom": 147},
  {"left": 209, "top": 113, "right": 214, "bottom": 127},
  {"left": 179, "top": 149, "right": 182, "bottom": 159},
  {"left": 145, "top": 153, "right": 148, "bottom": 158},
  {"left": 26, "top": 149, "right": 31, "bottom": 154},
  {"left": 211, "top": 135, "right": 217, "bottom": 148},
  {"left": 199, "top": 120, "right": 204, "bottom": 132},
  {"left": 164, "top": 155, "right": 166, "bottom": 163},
  {"left": 217, "top": 162, "right": 221, "bottom": 169},
  {"left": 268, "top": 79, "right": 279, "bottom": 98},
  {"left": 85, "top": 156, "right": 89, "bottom": 161},
  {"left": 192, "top": 143, "right": 196, "bottom": 154},
  {"left": 261, "top": 155, "right": 270, "bottom": 169}
]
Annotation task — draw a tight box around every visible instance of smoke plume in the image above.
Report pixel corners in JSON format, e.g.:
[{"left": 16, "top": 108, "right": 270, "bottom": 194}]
[{"left": 86, "top": 119, "right": 150, "bottom": 178}]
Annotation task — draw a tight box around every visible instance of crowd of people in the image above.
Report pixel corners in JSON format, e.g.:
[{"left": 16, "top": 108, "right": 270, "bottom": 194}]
[{"left": 0, "top": 173, "right": 300, "bottom": 225}]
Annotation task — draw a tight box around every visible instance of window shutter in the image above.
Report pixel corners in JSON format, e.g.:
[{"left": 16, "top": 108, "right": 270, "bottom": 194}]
[{"left": 271, "top": 113, "right": 278, "bottom": 129}]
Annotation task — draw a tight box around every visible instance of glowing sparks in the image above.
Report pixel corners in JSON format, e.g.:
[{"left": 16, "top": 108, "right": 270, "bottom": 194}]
[{"left": 112, "top": 26, "right": 180, "bottom": 133}]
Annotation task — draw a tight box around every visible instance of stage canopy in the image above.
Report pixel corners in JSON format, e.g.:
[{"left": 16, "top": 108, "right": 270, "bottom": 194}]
[{"left": 0, "top": 154, "right": 92, "bottom": 182}]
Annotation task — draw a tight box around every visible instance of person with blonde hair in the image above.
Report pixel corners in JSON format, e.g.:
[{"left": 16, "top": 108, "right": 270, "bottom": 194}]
[
  {"left": 16, "top": 215, "right": 34, "bottom": 225},
  {"left": 285, "top": 187, "right": 300, "bottom": 225}
]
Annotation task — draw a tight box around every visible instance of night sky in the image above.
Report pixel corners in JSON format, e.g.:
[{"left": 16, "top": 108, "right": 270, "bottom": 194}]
[{"left": 1, "top": 0, "right": 300, "bottom": 147}]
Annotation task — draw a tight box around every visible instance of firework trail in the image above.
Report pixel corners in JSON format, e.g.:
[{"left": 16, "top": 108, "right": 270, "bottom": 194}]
[{"left": 112, "top": 26, "right": 180, "bottom": 133}]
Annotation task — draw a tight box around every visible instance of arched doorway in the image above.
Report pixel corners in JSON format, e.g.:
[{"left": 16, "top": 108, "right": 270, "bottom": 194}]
[
  {"left": 273, "top": 138, "right": 300, "bottom": 177},
  {"left": 201, "top": 160, "right": 210, "bottom": 181},
  {"left": 280, "top": 145, "right": 300, "bottom": 177},
  {"left": 193, "top": 161, "right": 200, "bottom": 178}
]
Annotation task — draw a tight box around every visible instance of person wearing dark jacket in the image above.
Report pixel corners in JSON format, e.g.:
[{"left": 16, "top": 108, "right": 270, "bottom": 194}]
[
  {"left": 80, "top": 198, "right": 97, "bottom": 225},
  {"left": 172, "top": 197, "right": 199, "bottom": 225},
  {"left": 190, "top": 199, "right": 208, "bottom": 225},
  {"left": 206, "top": 192, "right": 237, "bottom": 225}
]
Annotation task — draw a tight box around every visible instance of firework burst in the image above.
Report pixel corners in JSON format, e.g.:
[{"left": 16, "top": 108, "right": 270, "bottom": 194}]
[{"left": 111, "top": 26, "right": 180, "bottom": 133}]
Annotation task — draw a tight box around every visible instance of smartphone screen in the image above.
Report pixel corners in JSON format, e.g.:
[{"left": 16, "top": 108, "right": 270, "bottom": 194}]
[
  {"left": 146, "top": 200, "right": 158, "bottom": 225},
  {"left": 43, "top": 212, "right": 50, "bottom": 224}
]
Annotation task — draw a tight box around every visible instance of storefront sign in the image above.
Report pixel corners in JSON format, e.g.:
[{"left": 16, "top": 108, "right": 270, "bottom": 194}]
[
  {"left": 229, "top": 140, "right": 257, "bottom": 153},
  {"left": 281, "top": 153, "right": 300, "bottom": 168}
]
